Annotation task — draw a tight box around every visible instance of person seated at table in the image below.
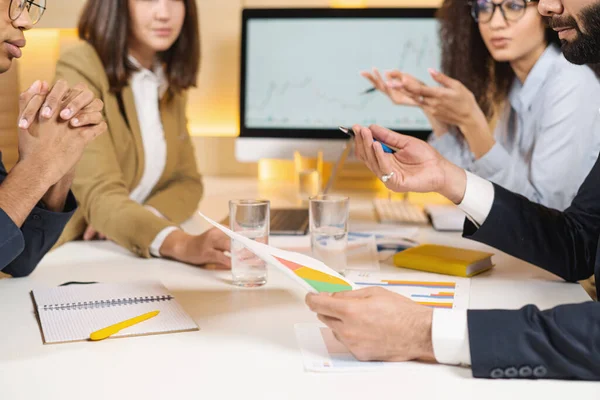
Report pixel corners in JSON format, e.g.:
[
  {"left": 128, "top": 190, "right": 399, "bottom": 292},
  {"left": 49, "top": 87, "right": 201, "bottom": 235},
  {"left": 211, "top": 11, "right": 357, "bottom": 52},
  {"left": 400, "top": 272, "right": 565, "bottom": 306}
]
[
  {"left": 53, "top": 0, "right": 230, "bottom": 268},
  {"left": 0, "top": 0, "right": 106, "bottom": 278},
  {"left": 306, "top": 0, "right": 600, "bottom": 380},
  {"left": 362, "top": 0, "right": 600, "bottom": 211}
]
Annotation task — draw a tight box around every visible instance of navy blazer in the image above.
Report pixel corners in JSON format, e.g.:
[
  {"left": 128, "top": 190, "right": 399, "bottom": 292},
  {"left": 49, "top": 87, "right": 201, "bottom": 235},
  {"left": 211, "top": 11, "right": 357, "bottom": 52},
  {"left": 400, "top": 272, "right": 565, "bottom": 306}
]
[
  {"left": 0, "top": 153, "right": 76, "bottom": 277},
  {"left": 463, "top": 156, "right": 600, "bottom": 380}
]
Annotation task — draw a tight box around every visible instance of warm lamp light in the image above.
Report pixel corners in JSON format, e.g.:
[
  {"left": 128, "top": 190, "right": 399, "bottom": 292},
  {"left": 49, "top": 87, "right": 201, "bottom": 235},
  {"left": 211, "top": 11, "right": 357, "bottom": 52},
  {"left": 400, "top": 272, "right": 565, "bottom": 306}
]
[{"left": 330, "top": 0, "right": 367, "bottom": 7}]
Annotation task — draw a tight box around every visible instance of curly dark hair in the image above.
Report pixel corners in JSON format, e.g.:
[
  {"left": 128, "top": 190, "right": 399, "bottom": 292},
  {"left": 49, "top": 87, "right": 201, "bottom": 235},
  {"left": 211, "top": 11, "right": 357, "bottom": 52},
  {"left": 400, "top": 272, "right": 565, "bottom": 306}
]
[{"left": 436, "top": 0, "right": 560, "bottom": 119}]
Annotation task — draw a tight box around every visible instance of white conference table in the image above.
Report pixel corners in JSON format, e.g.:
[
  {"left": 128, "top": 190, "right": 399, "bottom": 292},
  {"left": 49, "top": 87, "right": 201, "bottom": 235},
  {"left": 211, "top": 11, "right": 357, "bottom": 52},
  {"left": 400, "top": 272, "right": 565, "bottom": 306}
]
[{"left": 0, "top": 178, "right": 596, "bottom": 399}]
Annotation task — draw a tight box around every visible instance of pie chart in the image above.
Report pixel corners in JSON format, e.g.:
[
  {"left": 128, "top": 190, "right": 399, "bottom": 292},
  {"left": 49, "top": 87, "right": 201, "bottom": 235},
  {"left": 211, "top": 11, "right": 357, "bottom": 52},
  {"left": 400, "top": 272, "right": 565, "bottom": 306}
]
[{"left": 274, "top": 256, "right": 352, "bottom": 293}]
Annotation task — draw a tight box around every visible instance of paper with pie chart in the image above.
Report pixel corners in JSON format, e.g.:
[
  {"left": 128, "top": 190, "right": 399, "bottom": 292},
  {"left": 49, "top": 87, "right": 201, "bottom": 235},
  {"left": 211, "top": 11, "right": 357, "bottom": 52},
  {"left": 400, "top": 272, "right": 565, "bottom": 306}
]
[{"left": 198, "top": 212, "right": 357, "bottom": 293}]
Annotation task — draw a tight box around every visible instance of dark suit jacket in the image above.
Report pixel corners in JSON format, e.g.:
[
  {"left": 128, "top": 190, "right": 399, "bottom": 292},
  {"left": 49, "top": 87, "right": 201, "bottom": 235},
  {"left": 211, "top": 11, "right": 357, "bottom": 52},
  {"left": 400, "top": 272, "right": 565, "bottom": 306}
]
[
  {"left": 463, "top": 156, "right": 600, "bottom": 380},
  {"left": 0, "top": 153, "right": 76, "bottom": 277}
]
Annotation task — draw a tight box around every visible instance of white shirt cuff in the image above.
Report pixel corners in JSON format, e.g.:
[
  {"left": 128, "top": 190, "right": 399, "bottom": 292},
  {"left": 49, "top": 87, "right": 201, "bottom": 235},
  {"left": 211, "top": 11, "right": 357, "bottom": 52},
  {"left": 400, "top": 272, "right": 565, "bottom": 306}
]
[
  {"left": 458, "top": 171, "right": 494, "bottom": 227},
  {"left": 431, "top": 309, "right": 472, "bottom": 366},
  {"left": 150, "top": 226, "right": 180, "bottom": 258},
  {"left": 145, "top": 205, "right": 168, "bottom": 220}
]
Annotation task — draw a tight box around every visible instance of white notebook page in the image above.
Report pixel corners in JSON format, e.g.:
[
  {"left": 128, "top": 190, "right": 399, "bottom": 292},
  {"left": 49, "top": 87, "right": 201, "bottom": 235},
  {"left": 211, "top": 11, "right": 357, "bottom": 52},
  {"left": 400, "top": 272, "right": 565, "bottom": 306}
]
[{"left": 32, "top": 282, "right": 198, "bottom": 344}]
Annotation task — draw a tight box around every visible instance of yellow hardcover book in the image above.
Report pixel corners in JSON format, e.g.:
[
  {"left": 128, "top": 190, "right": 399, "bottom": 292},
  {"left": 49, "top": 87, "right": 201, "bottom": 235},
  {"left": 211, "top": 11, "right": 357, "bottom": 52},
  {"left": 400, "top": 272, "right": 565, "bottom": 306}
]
[{"left": 393, "top": 244, "right": 494, "bottom": 277}]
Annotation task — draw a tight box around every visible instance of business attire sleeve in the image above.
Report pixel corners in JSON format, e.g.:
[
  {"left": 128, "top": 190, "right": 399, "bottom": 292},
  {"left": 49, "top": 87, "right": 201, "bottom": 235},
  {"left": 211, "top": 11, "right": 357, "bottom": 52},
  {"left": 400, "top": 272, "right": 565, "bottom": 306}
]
[
  {"left": 461, "top": 154, "right": 600, "bottom": 380},
  {"left": 54, "top": 44, "right": 179, "bottom": 258},
  {"left": 0, "top": 156, "right": 76, "bottom": 277},
  {"left": 468, "top": 303, "right": 600, "bottom": 380},
  {"left": 464, "top": 170, "right": 600, "bottom": 284},
  {"left": 2, "top": 193, "right": 77, "bottom": 277}
]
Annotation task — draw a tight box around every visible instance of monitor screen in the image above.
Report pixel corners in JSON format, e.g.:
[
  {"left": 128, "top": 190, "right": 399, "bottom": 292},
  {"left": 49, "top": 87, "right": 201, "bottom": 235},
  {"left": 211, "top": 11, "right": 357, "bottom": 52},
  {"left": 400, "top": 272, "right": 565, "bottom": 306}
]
[{"left": 240, "top": 8, "right": 441, "bottom": 140}]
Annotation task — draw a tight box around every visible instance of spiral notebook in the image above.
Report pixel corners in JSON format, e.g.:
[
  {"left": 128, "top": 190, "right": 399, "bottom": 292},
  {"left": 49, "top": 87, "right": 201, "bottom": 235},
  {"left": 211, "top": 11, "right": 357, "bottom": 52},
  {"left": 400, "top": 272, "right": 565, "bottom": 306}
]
[{"left": 32, "top": 282, "right": 199, "bottom": 344}]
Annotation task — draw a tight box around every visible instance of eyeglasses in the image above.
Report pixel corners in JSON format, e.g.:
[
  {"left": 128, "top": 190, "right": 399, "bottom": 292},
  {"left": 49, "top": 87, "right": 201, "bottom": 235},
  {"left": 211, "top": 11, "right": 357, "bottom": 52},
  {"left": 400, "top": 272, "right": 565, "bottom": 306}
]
[
  {"left": 9, "top": 0, "right": 46, "bottom": 26},
  {"left": 469, "top": 0, "right": 538, "bottom": 23}
]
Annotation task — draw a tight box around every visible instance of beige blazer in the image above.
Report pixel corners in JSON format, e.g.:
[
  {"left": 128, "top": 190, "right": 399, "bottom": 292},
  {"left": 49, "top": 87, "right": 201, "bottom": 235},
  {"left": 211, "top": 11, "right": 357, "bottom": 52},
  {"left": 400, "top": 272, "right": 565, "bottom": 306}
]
[{"left": 54, "top": 42, "right": 203, "bottom": 258}]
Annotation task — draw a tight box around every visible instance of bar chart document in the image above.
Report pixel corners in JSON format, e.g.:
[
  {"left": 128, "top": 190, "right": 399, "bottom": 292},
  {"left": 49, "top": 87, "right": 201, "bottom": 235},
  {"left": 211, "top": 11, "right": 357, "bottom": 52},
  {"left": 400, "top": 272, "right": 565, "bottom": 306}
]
[
  {"left": 296, "top": 272, "right": 469, "bottom": 371},
  {"left": 344, "top": 270, "right": 471, "bottom": 310}
]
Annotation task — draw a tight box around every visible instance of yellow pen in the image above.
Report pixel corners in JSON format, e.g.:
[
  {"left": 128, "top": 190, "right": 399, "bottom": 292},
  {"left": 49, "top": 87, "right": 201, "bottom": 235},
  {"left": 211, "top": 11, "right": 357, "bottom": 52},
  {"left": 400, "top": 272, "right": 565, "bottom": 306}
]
[{"left": 89, "top": 310, "right": 160, "bottom": 341}]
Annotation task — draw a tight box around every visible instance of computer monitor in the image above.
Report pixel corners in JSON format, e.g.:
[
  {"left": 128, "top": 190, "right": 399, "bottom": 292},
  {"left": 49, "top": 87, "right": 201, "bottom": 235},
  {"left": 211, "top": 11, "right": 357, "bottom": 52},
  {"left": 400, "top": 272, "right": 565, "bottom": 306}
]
[{"left": 237, "top": 8, "right": 440, "bottom": 162}]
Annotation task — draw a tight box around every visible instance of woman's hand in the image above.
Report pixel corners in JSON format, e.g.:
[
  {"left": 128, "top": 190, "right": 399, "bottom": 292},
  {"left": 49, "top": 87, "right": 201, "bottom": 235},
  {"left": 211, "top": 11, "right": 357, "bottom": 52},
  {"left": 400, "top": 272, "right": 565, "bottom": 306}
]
[
  {"left": 399, "top": 69, "right": 495, "bottom": 157},
  {"left": 362, "top": 69, "right": 450, "bottom": 136},
  {"left": 83, "top": 225, "right": 107, "bottom": 241},
  {"left": 361, "top": 68, "right": 420, "bottom": 106}
]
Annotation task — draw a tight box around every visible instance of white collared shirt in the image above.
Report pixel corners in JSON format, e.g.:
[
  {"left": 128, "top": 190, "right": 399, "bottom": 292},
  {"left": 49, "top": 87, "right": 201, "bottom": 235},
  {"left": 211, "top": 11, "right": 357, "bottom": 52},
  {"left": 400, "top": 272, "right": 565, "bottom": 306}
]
[
  {"left": 432, "top": 171, "right": 495, "bottom": 366},
  {"left": 128, "top": 56, "right": 179, "bottom": 256}
]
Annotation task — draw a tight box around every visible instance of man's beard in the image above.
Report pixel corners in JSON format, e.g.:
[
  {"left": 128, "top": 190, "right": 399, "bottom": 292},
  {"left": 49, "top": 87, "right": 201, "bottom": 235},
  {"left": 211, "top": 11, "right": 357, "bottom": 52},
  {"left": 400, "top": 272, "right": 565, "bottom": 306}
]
[{"left": 548, "top": 3, "right": 600, "bottom": 64}]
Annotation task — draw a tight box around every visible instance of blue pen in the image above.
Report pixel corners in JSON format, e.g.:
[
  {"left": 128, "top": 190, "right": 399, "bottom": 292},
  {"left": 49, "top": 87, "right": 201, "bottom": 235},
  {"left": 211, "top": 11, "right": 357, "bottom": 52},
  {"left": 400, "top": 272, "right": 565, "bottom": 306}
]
[
  {"left": 377, "top": 243, "right": 410, "bottom": 253},
  {"left": 339, "top": 126, "right": 399, "bottom": 154}
]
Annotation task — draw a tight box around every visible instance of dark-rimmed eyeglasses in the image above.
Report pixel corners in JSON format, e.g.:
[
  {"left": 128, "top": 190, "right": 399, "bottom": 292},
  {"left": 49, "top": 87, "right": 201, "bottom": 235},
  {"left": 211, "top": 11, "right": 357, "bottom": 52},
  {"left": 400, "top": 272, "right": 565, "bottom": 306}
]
[
  {"left": 9, "top": 0, "right": 46, "bottom": 26},
  {"left": 469, "top": 0, "right": 538, "bottom": 23}
]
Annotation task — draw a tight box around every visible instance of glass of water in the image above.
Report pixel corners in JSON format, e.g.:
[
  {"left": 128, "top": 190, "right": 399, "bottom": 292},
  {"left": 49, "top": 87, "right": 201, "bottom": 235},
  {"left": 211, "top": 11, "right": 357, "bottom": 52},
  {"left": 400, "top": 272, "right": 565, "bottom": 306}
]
[
  {"left": 229, "top": 200, "right": 270, "bottom": 287},
  {"left": 309, "top": 195, "right": 349, "bottom": 273}
]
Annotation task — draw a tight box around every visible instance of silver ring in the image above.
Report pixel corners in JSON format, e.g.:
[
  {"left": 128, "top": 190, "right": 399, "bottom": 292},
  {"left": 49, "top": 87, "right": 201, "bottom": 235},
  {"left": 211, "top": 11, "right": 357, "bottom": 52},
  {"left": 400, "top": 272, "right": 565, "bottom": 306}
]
[
  {"left": 418, "top": 95, "right": 424, "bottom": 103},
  {"left": 381, "top": 171, "right": 395, "bottom": 183}
]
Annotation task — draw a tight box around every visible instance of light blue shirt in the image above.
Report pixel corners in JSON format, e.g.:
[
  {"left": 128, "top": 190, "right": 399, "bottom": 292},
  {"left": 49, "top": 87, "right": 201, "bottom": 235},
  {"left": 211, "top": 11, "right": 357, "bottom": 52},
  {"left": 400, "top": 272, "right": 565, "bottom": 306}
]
[{"left": 430, "top": 44, "right": 600, "bottom": 210}]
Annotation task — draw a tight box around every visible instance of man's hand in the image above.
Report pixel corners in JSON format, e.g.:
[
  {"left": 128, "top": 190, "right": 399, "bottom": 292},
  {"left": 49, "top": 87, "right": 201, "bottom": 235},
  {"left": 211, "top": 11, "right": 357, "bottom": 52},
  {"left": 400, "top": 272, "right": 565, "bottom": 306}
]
[
  {"left": 17, "top": 79, "right": 107, "bottom": 187},
  {"left": 353, "top": 124, "right": 467, "bottom": 204},
  {"left": 160, "top": 228, "right": 231, "bottom": 268},
  {"left": 305, "top": 287, "right": 435, "bottom": 362}
]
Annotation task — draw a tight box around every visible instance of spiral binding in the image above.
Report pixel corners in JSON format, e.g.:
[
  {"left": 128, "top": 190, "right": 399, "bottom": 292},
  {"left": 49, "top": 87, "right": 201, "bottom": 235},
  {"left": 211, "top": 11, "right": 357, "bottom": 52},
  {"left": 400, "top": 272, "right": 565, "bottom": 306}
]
[{"left": 42, "top": 295, "right": 173, "bottom": 311}]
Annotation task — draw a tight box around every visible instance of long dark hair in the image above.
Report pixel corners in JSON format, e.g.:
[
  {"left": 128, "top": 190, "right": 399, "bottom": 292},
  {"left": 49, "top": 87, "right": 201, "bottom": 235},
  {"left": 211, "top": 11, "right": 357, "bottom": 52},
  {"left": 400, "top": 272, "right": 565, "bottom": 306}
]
[
  {"left": 437, "top": 0, "right": 560, "bottom": 119},
  {"left": 78, "top": 0, "right": 200, "bottom": 93}
]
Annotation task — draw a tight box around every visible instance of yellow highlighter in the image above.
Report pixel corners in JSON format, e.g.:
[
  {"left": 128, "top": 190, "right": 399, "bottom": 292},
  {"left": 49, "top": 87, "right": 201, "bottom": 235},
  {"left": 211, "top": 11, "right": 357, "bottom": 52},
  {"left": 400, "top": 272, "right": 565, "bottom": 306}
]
[{"left": 89, "top": 310, "right": 160, "bottom": 341}]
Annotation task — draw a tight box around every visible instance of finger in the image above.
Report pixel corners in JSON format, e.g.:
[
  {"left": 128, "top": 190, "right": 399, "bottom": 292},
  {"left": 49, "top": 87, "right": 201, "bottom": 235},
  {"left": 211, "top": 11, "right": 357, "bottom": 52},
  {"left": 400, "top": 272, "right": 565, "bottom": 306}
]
[
  {"left": 40, "top": 81, "right": 50, "bottom": 94},
  {"left": 402, "top": 82, "right": 446, "bottom": 100},
  {"left": 18, "top": 80, "right": 42, "bottom": 112},
  {"left": 40, "top": 80, "right": 70, "bottom": 120},
  {"left": 98, "top": 233, "right": 107, "bottom": 241},
  {"left": 360, "top": 71, "right": 379, "bottom": 89},
  {"left": 385, "top": 70, "right": 404, "bottom": 81},
  {"left": 331, "top": 287, "right": 374, "bottom": 299},
  {"left": 60, "top": 84, "right": 95, "bottom": 120},
  {"left": 18, "top": 81, "right": 45, "bottom": 129},
  {"left": 211, "top": 229, "right": 231, "bottom": 252},
  {"left": 305, "top": 292, "right": 351, "bottom": 319},
  {"left": 361, "top": 127, "right": 383, "bottom": 176},
  {"left": 352, "top": 124, "right": 366, "bottom": 161},
  {"left": 371, "top": 68, "right": 387, "bottom": 91},
  {"left": 208, "top": 250, "right": 232, "bottom": 269},
  {"left": 83, "top": 226, "right": 97, "bottom": 241},
  {"left": 70, "top": 111, "right": 104, "bottom": 128},
  {"left": 79, "top": 121, "right": 108, "bottom": 144},
  {"left": 428, "top": 68, "right": 458, "bottom": 89},
  {"left": 68, "top": 113, "right": 98, "bottom": 129},
  {"left": 369, "top": 125, "right": 414, "bottom": 150},
  {"left": 317, "top": 314, "right": 344, "bottom": 331},
  {"left": 373, "top": 142, "right": 399, "bottom": 188},
  {"left": 79, "top": 98, "right": 104, "bottom": 113},
  {"left": 18, "top": 94, "right": 47, "bottom": 130}
]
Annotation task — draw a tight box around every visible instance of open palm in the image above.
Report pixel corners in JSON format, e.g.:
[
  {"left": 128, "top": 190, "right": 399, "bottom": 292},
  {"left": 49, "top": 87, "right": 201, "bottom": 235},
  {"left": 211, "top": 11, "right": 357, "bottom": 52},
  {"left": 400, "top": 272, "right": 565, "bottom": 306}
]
[{"left": 353, "top": 124, "right": 462, "bottom": 200}]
